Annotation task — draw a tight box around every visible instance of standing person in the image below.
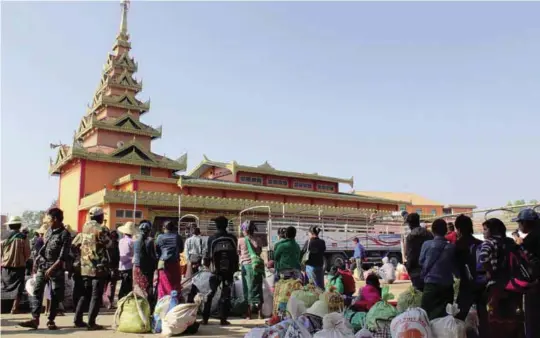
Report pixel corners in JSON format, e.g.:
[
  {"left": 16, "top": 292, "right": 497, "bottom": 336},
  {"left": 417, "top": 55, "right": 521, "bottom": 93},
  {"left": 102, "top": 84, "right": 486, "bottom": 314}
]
[
  {"left": 71, "top": 207, "right": 110, "bottom": 330},
  {"left": 1, "top": 216, "right": 31, "bottom": 315},
  {"left": 454, "top": 214, "right": 488, "bottom": 338},
  {"left": 514, "top": 209, "right": 540, "bottom": 338},
  {"left": 117, "top": 221, "right": 136, "bottom": 300},
  {"left": 419, "top": 218, "right": 456, "bottom": 320},
  {"left": 351, "top": 238, "right": 366, "bottom": 281},
  {"left": 405, "top": 212, "right": 434, "bottom": 291},
  {"left": 479, "top": 218, "right": 524, "bottom": 338},
  {"left": 203, "top": 216, "right": 238, "bottom": 326},
  {"left": 104, "top": 230, "right": 120, "bottom": 309},
  {"left": 238, "top": 221, "right": 264, "bottom": 320},
  {"left": 133, "top": 220, "right": 157, "bottom": 309},
  {"left": 273, "top": 226, "right": 302, "bottom": 280},
  {"left": 19, "top": 208, "right": 71, "bottom": 330},
  {"left": 302, "top": 226, "right": 326, "bottom": 289},
  {"left": 185, "top": 227, "right": 205, "bottom": 279},
  {"left": 156, "top": 220, "right": 184, "bottom": 300},
  {"left": 445, "top": 223, "right": 457, "bottom": 244}
]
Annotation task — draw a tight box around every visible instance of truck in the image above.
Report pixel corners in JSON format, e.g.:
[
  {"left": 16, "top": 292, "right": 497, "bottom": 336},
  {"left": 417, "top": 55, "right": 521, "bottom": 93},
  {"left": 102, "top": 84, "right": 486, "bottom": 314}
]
[{"left": 254, "top": 213, "right": 405, "bottom": 270}]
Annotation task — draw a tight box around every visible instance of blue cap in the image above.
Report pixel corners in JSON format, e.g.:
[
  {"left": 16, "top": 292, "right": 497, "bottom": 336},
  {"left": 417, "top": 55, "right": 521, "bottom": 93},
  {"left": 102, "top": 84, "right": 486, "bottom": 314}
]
[{"left": 512, "top": 209, "right": 539, "bottom": 222}]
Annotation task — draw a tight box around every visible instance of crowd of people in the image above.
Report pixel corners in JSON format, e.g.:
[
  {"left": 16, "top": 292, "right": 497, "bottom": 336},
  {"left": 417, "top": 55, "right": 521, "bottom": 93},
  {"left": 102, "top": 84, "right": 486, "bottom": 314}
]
[{"left": 2, "top": 205, "right": 539, "bottom": 338}]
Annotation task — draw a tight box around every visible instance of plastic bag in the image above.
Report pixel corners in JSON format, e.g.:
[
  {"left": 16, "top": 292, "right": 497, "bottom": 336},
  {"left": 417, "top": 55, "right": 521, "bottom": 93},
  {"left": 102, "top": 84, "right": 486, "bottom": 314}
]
[
  {"left": 152, "top": 291, "right": 179, "bottom": 333},
  {"left": 390, "top": 307, "right": 432, "bottom": 338},
  {"left": 292, "top": 287, "right": 319, "bottom": 309},
  {"left": 313, "top": 313, "right": 354, "bottom": 338},
  {"left": 267, "top": 319, "right": 295, "bottom": 338},
  {"left": 288, "top": 296, "right": 307, "bottom": 319},
  {"left": 284, "top": 319, "right": 313, "bottom": 338},
  {"left": 354, "top": 328, "right": 373, "bottom": 338},
  {"left": 161, "top": 294, "right": 203, "bottom": 337},
  {"left": 114, "top": 292, "right": 152, "bottom": 333},
  {"left": 365, "top": 287, "right": 397, "bottom": 331},
  {"left": 396, "top": 286, "right": 423, "bottom": 313},
  {"left": 274, "top": 279, "right": 304, "bottom": 316},
  {"left": 262, "top": 274, "right": 274, "bottom": 318},
  {"left": 25, "top": 276, "right": 36, "bottom": 296},
  {"left": 245, "top": 328, "right": 269, "bottom": 338},
  {"left": 344, "top": 309, "right": 367, "bottom": 333},
  {"left": 430, "top": 304, "right": 466, "bottom": 338}
]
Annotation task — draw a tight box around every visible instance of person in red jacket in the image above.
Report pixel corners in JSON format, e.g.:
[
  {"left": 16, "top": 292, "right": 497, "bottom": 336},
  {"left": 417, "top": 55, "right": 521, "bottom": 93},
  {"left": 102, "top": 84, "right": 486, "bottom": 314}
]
[
  {"left": 445, "top": 223, "right": 457, "bottom": 244},
  {"left": 337, "top": 265, "right": 356, "bottom": 297}
]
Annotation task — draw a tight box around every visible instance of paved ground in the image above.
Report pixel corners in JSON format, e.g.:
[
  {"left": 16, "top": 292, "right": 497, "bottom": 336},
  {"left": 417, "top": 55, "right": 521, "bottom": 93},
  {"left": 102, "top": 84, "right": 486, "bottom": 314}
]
[{"left": 1, "top": 281, "right": 411, "bottom": 337}]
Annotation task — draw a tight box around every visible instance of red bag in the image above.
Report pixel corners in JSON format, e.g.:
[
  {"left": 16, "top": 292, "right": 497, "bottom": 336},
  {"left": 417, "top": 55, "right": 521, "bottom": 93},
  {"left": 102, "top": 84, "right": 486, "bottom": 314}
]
[{"left": 338, "top": 269, "right": 356, "bottom": 294}]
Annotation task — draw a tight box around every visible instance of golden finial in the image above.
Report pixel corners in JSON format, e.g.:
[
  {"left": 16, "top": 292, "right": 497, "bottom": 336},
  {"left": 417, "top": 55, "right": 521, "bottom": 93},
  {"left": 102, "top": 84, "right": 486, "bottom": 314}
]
[{"left": 120, "top": 0, "right": 130, "bottom": 36}]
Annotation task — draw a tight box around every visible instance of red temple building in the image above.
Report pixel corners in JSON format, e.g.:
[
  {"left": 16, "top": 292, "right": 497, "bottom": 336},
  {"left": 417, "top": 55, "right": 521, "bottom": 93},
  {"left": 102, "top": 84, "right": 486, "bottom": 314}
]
[{"left": 49, "top": 2, "right": 474, "bottom": 235}]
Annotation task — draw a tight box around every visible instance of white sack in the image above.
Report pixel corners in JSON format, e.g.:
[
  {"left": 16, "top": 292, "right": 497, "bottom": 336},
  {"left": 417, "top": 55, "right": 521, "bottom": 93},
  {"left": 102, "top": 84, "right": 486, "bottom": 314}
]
[
  {"left": 284, "top": 319, "right": 313, "bottom": 338},
  {"left": 313, "top": 313, "right": 354, "bottom": 338},
  {"left": 430, "top": 304, "right": 466, "bottom": 338},
  {"left": 390, "top": 307, "right": 432, "bottom": 338},
  {"left": 161, "top": 302, "right": 199, "bottom": 337},
  {"left": 287, "top": 296, "right": 307, "bottom": 320},
  {"left": 354, "top": 328, "right": 373, "bottom": 338},
  {"left": 262, "top": 274, "right": 274, "bottom": 318}
]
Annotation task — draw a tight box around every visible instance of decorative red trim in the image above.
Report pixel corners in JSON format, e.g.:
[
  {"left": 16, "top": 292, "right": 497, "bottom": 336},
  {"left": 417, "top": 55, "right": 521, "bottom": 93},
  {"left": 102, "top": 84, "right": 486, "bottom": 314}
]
[{"left": 133, "top": 180, "right": 139, "bottom": 191}]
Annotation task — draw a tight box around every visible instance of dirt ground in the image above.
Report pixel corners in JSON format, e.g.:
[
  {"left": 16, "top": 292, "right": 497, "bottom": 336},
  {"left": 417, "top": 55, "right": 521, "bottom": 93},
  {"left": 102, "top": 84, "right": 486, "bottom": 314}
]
[{"left": 0, "top": 281, "right": 412, "bottom": 338}]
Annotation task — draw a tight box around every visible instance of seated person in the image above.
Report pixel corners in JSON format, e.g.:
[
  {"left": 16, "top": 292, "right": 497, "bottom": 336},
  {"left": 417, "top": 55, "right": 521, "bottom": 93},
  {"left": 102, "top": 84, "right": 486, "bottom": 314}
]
[
  {"left": 327, "top": 266, "right": 345, "bottom": 294},
  {"left": 351, "top": 273, "right": 382, "bottom": 312},
  {"left": 380, "top": 257, "right": 396, "bottom": 284}
]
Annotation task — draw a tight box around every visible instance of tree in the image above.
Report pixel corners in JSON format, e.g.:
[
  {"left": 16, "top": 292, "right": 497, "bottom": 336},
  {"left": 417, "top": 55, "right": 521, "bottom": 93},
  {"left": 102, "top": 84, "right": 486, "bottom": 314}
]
[{"left": 21, "top": 210, "right": 45, "bottom": 229}]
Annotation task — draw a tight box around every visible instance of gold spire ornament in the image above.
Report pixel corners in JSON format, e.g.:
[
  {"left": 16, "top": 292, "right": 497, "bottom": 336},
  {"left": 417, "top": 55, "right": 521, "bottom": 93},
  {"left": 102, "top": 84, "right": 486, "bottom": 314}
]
[{"left": 120, "top": 0, "right": 130, "bottom": 35}]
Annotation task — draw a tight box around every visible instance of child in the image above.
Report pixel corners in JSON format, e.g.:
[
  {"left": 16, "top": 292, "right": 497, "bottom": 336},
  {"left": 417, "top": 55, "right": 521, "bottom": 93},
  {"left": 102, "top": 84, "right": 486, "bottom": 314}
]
[{"left": 352, "top": 273, "right": 382, "bottom": 312}]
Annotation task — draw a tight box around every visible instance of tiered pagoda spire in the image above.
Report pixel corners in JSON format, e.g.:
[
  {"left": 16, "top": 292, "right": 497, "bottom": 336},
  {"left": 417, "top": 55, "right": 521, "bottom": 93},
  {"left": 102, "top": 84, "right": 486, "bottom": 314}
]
[{"left": 50, "top": 0, "right": 186, "bottom": 175}]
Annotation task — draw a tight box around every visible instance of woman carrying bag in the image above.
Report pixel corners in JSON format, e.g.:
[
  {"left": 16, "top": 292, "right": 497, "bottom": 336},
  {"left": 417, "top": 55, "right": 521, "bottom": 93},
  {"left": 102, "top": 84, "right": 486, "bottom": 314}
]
[{"left": 238, "top": 221, "right": 265, "bottom": 319}]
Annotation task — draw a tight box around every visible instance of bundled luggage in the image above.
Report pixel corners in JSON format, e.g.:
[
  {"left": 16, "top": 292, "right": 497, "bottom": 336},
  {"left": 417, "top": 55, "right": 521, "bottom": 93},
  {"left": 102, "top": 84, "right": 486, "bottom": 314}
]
[
  {"left": 390, "top": 307, "right": 432, "bottom": 338},
  {"left": 320, "top": 287, "right": 345, "bottom": 313},
  {"left": 113, "top": 292, "right": 152, "bottom": 333},
  {"left": 313, "top": 313, "right": 354, "bottom": 338},
  {"left": 161, "top": 294, "right": 204, "bottom": 337},
  {"left": 396, "top": 286, "right": 423, "bottom": 313},
  {"left": 152, "top": 290, "right": 179, "bottom": 333},
  {"left": 430, "top": 304, "right": 466, "bottom": 338},
  {"left": 365, "top": 287, "right": 397, "bottom": 338},
  {"left": 291, "top": 286, "right": 320, "bottom": 309}
]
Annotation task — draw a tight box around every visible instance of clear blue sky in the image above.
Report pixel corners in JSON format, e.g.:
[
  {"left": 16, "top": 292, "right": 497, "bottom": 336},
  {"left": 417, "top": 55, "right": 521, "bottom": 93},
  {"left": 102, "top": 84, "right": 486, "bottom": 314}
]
[{"left": 2, "top": 1, "right": 539, "bottom": 215}]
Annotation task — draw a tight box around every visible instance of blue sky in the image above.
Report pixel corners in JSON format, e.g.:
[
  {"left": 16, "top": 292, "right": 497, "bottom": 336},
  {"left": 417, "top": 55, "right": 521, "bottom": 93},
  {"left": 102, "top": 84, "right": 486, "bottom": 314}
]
[{"left": 1, "top": 1, "right": 539, "bottom": 215}]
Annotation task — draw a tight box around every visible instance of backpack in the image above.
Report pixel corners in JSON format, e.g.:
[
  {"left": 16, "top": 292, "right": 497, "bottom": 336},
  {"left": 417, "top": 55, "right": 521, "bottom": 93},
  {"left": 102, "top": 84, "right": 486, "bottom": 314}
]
[
  {"left": 465, "top": 242, "right": 487, "bottom": 285},
  {"left": 502, "top": 244, "right": 540, "bottom": 293},
  {"left": 210, "top": 236, "right": 238, "bottom": 274}
]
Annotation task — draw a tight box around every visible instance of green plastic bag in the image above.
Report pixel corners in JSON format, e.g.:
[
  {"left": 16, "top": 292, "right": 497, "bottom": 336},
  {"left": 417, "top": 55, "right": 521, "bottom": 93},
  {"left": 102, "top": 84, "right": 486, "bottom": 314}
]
[
  {"left": 291, "top": 287, "right": 319, "bottom": 308},
  {"left": 396, "top": 285, "right": 423, "bottom": 313},
  {"left": 344, "top": 309, "right": 367, "bottom": 333},
  {"left": 365, "top": 286, "right": 398, "bottom": 331},
  {"left": 114, "top": 292, "right": 152, "bottom": 333}
]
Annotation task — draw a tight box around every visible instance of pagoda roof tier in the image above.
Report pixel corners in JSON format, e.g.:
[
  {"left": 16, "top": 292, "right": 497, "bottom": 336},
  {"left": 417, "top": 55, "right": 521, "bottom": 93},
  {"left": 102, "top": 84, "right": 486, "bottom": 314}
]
[
  {"left": 177, "top": 176, "right": 409, "bottom": 205},
  {"left": 113, "top": 174, "right": 177, "bottom": 186},
  {"left": 189, "top": 155, "right": 355, "bottom": 187},
  {"left": 87, "top": 91, "right": 150, "bottom": 115},
  {"left": 95, "top": 70, "right": 142, "bottom": 95},
  {"left": 78, "top": 188, "right": 397, "bottom": 217},
  {"left": 49, "top": 139, "right": 187, "bottom": 175},
  {"left": 76, "top": 112, "right": 162, "bottom": 140},
  {"left": 103, "top": 52, "right": 138, "bottom": 74}
]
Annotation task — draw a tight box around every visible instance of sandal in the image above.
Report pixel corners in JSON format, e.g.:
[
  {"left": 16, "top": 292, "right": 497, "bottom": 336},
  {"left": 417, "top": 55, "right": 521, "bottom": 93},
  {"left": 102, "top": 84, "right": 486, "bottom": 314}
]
[
  {"left": 47, "top": 321, "right": 59, "bottom": 330},
  {"left": 19, "top": 319, "right": 39, "bottom": 329}
]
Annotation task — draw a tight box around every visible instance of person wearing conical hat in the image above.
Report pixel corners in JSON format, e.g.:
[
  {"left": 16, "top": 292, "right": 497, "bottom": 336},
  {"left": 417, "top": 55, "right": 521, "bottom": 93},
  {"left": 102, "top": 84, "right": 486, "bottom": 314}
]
[
  {"left": 117, "top": 221, "right": 137, "bottom": 300},
  {"left": 1, "top": 216, "right": 31, "bottom": 314},
  {"left": 71, "top": 206, "right": 110, "bottom": 331}
]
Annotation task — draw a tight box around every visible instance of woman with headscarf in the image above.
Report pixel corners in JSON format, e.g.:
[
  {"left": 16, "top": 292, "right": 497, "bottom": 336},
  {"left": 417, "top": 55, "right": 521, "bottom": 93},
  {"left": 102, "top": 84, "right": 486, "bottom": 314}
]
[
  {"left": 237, "top": 221, "right": 264, "bottom": 319},
  {"left": 479, "top": 218, "right": 525, "bottom": 338},
  {"left": 133, "top": 220, "right": 158, "bottom": 308},
  {"left": 156, "top": 220, "right": 184, "bottom": 299},
  {"left": 302, "top": 225, "right": 326, "bottom": 289}
]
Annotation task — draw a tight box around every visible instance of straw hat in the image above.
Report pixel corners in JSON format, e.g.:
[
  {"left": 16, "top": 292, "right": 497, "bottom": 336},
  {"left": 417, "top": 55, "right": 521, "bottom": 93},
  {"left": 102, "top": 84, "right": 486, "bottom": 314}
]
[
  {"left": 118, "top": 221, "right": 137, "bottom": 236},
  {"left": 4, "top": 216, "right": 22, "bottom": 226},
  {"left": 304, "top": 300, "right": 329, "bottom": 318}
]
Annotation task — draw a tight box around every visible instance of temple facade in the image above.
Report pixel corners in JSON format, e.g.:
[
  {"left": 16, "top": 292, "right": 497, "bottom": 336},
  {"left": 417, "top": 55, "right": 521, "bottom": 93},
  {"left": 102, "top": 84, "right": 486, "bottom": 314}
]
[{"left": 49, "top": 1, "right": 405, "bottom": 233}]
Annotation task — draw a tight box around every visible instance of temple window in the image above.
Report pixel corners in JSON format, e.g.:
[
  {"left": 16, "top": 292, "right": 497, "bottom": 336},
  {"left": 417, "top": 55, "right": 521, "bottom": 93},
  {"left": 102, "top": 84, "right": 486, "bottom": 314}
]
[
  {"left": 316, "top": 184, "right": 335, "bottom": 192},
  {"left": 400, "top": 205, "right": 407, "bottom": 211},
  {"left": 293, "top": 181, "right": 313, "bottom": 190},
  {"left": 239, "top": 176, "right": 263, "bottom": 185},
  {"left": 115, "top": 209, "right": 143, "bottom": 219},
  {"left": 416, "top": 209, "right": 422, "bottom": 215},
  {"left": 125, "top": 210, "right": 134, "bottom": 218},
  {"left": 140, "top": 166, "right": 151, "bottom": 176},
  {"left": 267, "top": 178, "right": 288, "bottom": 187},
  {"left": 431, "top": 209, "right": 437, "bottom": 216}
]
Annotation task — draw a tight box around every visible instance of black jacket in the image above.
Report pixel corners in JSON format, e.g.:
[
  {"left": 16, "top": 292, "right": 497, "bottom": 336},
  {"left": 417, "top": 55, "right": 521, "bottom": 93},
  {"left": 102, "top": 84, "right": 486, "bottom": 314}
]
[
  {"left": 303, "top": 237, "right": 326, "bottom": 267},
  {"left": 405, "top": 226, "right": 433, "bottom": 277}
]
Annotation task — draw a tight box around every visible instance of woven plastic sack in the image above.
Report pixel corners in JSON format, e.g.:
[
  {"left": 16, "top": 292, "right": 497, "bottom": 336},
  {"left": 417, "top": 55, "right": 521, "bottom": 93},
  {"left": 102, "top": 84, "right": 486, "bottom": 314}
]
[
  {"left": 305, "top": 282, "right": 324, "bottom": 297},
  {"left": 320, "top": 286, "right": 345, "bottom": 312},
  {"left": 161, "top": 294, "right": 203, "bottom": 337},
  {"left": 292, "top": 287, "right": 319, "bottom": 308},
  {"left": 288, "top": 296, "right": 307, "bottom": 319},
  {"left": 390, "top": 307, "right": 431, "bottom": 338},
  {"left": 365, "top": 287, "right": 397, "bottom": 331},
  {"left": 267, "top": 319, "right": 294, "bottom": 338},
  {"left": 396, "top": 286, "right": 423, "bottom": 313},
  {"left": 344, "top": 309, "right": 367, "bottom": 333},
  {"left": 430, "top": 304, "right": 466, "bottom": 338},
  {"left": 274, "top": 279, "right": 304, "bottom": 315},
  {"left": 313, "top": 313, "right": 355, "bottom": 338},
  {"left": 284, "top": 319, "right": 313, "bottom": 338},
  {"left": 152, "top": 290, "right": 179, "bottom": 333},
  {"left": 113, "top": 292, "right": 152, "bottom": 333}
]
